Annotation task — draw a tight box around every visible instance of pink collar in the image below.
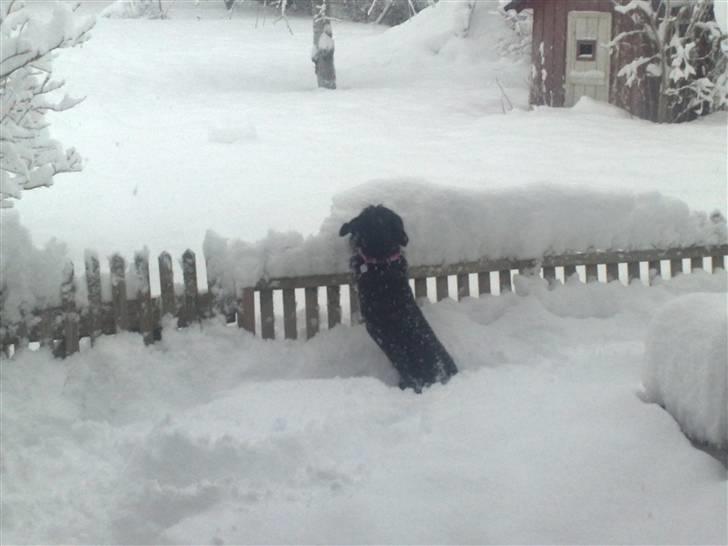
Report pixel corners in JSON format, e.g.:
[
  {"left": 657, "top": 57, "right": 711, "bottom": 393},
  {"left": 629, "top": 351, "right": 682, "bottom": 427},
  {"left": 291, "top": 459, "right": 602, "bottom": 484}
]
[{"left": 358, "top": 249, "right": 402, "bottom": 265}]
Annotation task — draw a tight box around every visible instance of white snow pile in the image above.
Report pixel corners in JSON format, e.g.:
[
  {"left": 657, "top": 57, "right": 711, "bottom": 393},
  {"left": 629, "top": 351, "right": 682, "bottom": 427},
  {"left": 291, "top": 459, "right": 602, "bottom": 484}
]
[
  {"left": 0, "top": 213, "right": 70, "bottom": 324},
  {"left": 101, "top": 0, "right": 164, "bottom": 19},
  {"left": 204, "top": 179, "right": 728, "bottom": 288},
  {"left": 643, "top": 293, "right": 728, "bottom": 448}
]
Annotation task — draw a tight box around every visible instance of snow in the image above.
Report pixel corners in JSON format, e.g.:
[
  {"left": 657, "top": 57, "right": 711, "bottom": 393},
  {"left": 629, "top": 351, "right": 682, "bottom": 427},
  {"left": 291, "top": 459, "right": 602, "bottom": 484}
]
[
  {"left": 204, "top": 179, "right": 727, "bottom": 287},
  {"left": 11, "top": 1, "right": 726, "bottom": 281},
  {"left": 2, "top": 272, "right": 727, "bottom": 545},
  {"left": 2, "top": 2, "right": 728, "bottom": 544},
  {"left": 643, "top": 293, "right": 728, "bottom": 448}
]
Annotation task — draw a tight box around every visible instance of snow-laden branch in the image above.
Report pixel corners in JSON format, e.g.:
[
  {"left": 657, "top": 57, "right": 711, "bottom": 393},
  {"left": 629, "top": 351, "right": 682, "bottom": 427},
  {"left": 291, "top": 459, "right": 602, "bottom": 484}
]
[{"left": 0, "top": 1, "right": 94, "bottom": 208}]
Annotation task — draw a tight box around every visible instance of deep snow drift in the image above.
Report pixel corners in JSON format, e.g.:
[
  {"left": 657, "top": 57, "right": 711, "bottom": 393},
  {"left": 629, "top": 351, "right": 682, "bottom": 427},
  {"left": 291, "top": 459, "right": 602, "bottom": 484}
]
[
  {"left": 644, "top": 293, "right": 728, "bottom": 448},
  {"left": 2, "top": 273, "right": 727, "bottom": 545}
]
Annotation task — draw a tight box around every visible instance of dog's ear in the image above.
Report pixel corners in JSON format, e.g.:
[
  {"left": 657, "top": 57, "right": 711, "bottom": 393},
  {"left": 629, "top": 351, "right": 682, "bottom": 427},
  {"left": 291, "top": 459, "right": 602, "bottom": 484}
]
[{"left": 339, "top": 222, "right": 351, "bottom": 237}]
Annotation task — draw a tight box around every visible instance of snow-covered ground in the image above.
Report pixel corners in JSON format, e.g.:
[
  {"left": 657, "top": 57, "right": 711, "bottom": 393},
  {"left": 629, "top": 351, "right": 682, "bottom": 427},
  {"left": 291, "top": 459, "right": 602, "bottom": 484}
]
[
  {"left": 2, "top": 273, "right": 727, "bottom": 545},
  {"left": 2, "top": 2, "right": 728, "bottom": 545}
]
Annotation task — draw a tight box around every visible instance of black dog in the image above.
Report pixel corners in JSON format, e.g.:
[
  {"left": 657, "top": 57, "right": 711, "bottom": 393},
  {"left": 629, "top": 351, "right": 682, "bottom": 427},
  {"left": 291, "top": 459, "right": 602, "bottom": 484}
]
[{"left": 340, "top": 205, "right": 458, "bottom": 392}]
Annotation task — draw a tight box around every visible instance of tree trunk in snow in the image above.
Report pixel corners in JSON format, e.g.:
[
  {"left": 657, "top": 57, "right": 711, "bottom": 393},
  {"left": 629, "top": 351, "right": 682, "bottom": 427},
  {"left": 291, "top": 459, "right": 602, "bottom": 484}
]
[{"left": 312, "top": 0, "right": 336, "bottom": 89}]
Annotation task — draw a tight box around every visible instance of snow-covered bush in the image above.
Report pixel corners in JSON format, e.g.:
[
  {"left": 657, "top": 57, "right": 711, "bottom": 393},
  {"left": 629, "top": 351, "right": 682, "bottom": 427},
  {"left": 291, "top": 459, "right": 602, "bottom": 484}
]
[
  {"left": 643, "top": 293, "right": 727, "bottom": 448},
  {"left": 101, "top": 0, "right": 166, "bottom": 19},
  {"left": 611, "top": 0, "right": 728, "bottom": 123},
  {"left": 0, "top": 1, "right": 94, "bottom": 208}
]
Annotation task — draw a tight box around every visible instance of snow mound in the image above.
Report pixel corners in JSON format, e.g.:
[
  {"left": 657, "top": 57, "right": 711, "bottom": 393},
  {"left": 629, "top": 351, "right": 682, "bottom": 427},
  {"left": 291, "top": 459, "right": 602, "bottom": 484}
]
[
  {"left": 205, "top": 180, "right": 727, "bottom": 288},
  {"left": 570, "top": 96, "right": 631, "bottom": 118},
  {"left": 207, "top": 122, "right": 257, "bottom": 144},
  {"left": 101, "top": 0, "right": 164, "bottom": 19},
  {"left": 643, "top": 293, "right": 728, "bottom": 448}
]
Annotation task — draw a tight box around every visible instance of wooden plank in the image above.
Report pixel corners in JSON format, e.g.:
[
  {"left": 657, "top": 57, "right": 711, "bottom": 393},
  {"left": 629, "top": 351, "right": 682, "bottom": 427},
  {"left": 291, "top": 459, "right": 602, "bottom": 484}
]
[
  {"left": 305, "top": 287, "right": 319, "bottom": 339},
  {"left": 457, "top": 273, "right": 469, "bottom": 301},
  {"left": 670, "top": 258, "right": 683, "bottom": 278},
  {"left": 627, "top": 261, "right": 641, "bottom": 284},
  {"left": 181, "top": 250, "right": 199, "bottom": 327},
  {"left": 499, "top": 269, "right": 512, "bottom": 293},
  {"left": 84, "top": 251, "right": 103, "bottom": 344},
  {"left": 606, "top": 262, "right": 619, "bottom": 283},
  {"left": 563, "top": 264, "right": 577, "bottom": 282},
  {"left": 530, "top": 0, "right": 545, "bottom": 105},
  {"left": 648, "top": 259, "right": 661, "bottom": 285},
  {"left": 586, "top": 264, "right": 598, "bottom": 283},
  {"left": 134, "top": 251, "right": 154, "bottom": 345},
  {"left": 158, "top": 252, "right": 176, "bottom": 318},
  {"left": 110, "top": 254, "right": 129, "bottom": 332},
  {"left": 237, "top": 287, "right": 255, "bottom": 334},
  {"left": 61, "top": 262, "right": 79, "bottom": 357},
  {"left": 283, "top": 288, "right": 297, "bottom": 340},
  {"left": 552, "top": 0, "right": 568, "bottom": 107},
  {"left": 691, "top": 256, "right": 703, "bottom": 272},
  {"left": 477, "top": 271, "right": 491, "bottom": 295},
  {"left": 414, "top": 278, "right": 428, "bottom": 300},
  {"left": 260, "top": 288, "right": 275, "bottom": 340},
  {"left": 711, "top": 254, "right": 725, "bottom": 273},
  {"left": 349, "top": 283, "right": 361, "bottom": 324},
  {"left": 436, "top": 276, "right": 449, "bottom": 301},
  {"left": 542, "top": 266, "right": 557, "bottom": 288},
  {"left": 327, "top": 285, "right": 341, "bottom": 329}
]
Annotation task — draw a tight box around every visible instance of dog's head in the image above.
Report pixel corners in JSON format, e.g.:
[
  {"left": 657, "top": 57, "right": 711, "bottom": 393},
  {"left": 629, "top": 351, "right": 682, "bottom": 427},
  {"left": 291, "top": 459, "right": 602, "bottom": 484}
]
[{"left": 339, "top": 205, "right": 409, "bottom": 258}]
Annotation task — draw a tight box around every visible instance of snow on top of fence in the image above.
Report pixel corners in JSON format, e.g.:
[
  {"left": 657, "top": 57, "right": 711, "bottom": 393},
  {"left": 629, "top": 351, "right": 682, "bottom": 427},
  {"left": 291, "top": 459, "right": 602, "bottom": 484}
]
[{"left": 204, "top": 179, "right": 728, "bottom": 288}]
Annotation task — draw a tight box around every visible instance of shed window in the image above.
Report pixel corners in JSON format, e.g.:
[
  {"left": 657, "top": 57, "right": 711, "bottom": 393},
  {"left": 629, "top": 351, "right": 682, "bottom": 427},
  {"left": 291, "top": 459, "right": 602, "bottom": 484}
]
[{"left": 577, "top": 40, "right": 596, "bottom": 61}]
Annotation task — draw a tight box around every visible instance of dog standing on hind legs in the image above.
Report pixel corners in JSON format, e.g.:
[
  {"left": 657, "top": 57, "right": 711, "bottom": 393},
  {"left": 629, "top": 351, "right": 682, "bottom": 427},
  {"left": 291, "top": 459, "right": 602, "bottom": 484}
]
[{"left": 339, "top": 205, "right": 458, "bottom": 393}]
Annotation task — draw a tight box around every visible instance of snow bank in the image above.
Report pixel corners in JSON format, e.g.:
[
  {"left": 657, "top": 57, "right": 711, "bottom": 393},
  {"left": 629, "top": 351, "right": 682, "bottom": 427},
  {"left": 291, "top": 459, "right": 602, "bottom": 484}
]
[
  {"left": 643, "top": 293, "right": 728, "bottom": 448},
  {"left": 101, "top": 0, "right": 164, "bottom": 19},
  {"left": 205, "top": 180, "right": 727, "bottom": 288}
]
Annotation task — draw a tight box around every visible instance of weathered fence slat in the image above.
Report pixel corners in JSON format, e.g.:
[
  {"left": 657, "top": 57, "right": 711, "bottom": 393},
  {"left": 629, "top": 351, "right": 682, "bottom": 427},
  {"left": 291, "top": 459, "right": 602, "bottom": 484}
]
[
  {"left": 414, "top": 278, "right": 428, "bottom": 300},
  {"left": 586, "top": 264, "right": 598, "bottom": 283},
  {"left": 606, "top": 262, "right": 619, "bottom": 283},
  {"left": 542, "top": 266, "right": 557, "bottom": 288},
  {"left": 349, "top": 283, "right": 361, "bottom": 324},
  {"left": 327, "top": 285, "right": 341, "bottom": 329},
  {"left": 135, "top": 251, "right": 154, "bottom": 345},
  {"left": 181, "top": 250, "right": 199, "bottom": 327},
  {"left": 712, "top": 254, "right": 725, "bottom": 272},
  {"left": 670, "top": 257, "right": 683, "bottom": 278},
  {"left": 84, "top": 252, "right": 102, "bottom": 344},
  {"left": 478, "top": 271, "right": 491, "bottom": 295},
  {"left": 305, "top": 287, "right": 319, "bottom": 339},
  {"left": 110, "top": 254, "right": 129, "bottom": 332},
  {"left": 499, "top": 269, "right": 512, "bottom": 293},
  {"left": 158, "top": 252, "right": 176, "bottom": 318},
  {"left": 61, "top": 262, "right": 79, "bottom": 357},
  {"left": 260, "top": 289, "right": 275, "bottom": 340},
  {"left": 457, "top": 273, "right": 470, "bottom": 301},
  {"left": 238, "top": 288, "right": 255, "bottom": 334},
  {"left": 283, "top": 288, "right": 297, "bottom": 340},
  {"left": 627, "top": 261, "right": 640, "bottom": 283}
]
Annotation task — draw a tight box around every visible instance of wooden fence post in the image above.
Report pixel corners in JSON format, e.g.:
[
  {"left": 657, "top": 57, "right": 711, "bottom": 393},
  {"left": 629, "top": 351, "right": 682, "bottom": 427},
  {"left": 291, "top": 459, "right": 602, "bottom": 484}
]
[
  {"left": 327, "top": 285, "right": 341, "bottom": 329},
  {"left": 305, "top": 287, "right": 319, "bottom": 339},
  {"left": 238, "top": 287, "right": 255, "bottom": 334},
  {"left": 478, "top": 271, "right": 491, "bottom": 295},
  {"left": 260, "top": 289, "right": 275, "bottom": 340},
  {"left": 436, "top": 276, "right": 449, "bottom": 301},
  {"left": 499, "top": 269, "right": 512, "bottom": 293},
  {"left": 691, "top": 256, "right": 703, "bottom": 273},
  {"left": 606, "top": 262, "right": 619, "bottom": 283},
  {"left": 670, "top": 257, "right": 683, "bottom": 278},
  {"left": 181, "top": 250, "right": 200, "bottom": 327},
  {"left": 648, "top": 259, "right": 661, "bottom": 284},
  {"left": 60, "top": 261, "right": 79, "bottom": 357},
  {"left": 110, "top": 254, "right": 129, "bottom": 332},
  {"left": 627, "top": 261, "right": 641, "bottom": 284},
  {"left": 349, "top": 283, "right": 361, "bottom": 325},
  {"left": 158, "top": 252, "right": 176, "bottom": 318},
  {"left": 135, "top": 250, "right": 154, "bottom": 345},
  {"left": 712, "top": 253, "right": 725, "bottom": 273},
  {"left": 283, "top": 288, "right": 297, "bottom": 339},
  {"left": 542, "top": 266, "right": 556, "bottom": 289},
  {"left": 85, "top": 251, "right": 102, "bottom": 344},
  {"left": 457, "top": 273, "right": 470, "bottom": 301},
  {"left": 414, "top": 278, "right": 427, "bottom": 300},
  {"left": 586, "top": 264, "right": 598, "bottom": 283},
  {"left": 563, "top": 265, "right": 577, "bottom": 283}
]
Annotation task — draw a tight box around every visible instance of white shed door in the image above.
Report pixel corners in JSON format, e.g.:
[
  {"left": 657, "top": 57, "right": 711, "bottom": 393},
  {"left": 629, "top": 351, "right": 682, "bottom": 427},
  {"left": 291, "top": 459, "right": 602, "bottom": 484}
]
[{"left": 565, "top": 11, "right": 612, "bottom": 106}]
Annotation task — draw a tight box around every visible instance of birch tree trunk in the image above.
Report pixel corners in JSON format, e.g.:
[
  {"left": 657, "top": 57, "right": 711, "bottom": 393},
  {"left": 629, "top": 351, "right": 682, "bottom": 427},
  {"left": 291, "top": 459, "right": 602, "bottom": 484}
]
[{"left": 312, "top": 0, "right": 336, "bottom": 89}]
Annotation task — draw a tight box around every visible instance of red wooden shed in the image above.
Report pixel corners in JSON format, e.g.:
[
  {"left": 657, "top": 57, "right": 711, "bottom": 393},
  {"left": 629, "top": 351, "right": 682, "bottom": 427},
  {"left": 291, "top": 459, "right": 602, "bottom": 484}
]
[{"left": 503, "top": 0, "right": 717, "bottom": 121}]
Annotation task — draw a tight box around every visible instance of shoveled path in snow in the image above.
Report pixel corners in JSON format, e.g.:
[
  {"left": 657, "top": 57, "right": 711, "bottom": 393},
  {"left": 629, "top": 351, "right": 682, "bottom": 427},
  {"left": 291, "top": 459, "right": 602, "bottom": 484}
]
[{"left": 2, "top": 275, "right": 726, "bottom": 544}]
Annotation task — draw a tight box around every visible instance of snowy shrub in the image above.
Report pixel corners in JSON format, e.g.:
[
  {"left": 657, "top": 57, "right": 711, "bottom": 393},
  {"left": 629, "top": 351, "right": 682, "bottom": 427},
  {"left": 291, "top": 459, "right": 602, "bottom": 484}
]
[
  {"left": 101, "top": 0, "right": 166, "bottom": 19},
  {"left": 643, "top": 293, "right": 727, "bottom": 448},
  {"left": 0, "top": 1, "right": 94, "bottom": 208},
  {"left": 611, "top": 0, "right": 728, "bottom": 123},
  {"left": 0, "top": 212, "right": 71, "bottom": 328},
  {"left": 498, "top": 3, "right": 531, "bottom": 58}
]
